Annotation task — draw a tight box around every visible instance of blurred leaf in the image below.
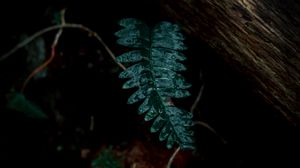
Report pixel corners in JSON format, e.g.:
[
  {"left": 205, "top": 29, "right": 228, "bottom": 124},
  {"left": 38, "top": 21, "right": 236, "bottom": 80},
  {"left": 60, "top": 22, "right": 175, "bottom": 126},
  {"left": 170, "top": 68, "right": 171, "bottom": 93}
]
[
  {"left": 6, "top": 92, "right": 47, "bottom": 119},
  {"left": 23, "top": 35, "right": 47, "bottom": 79},
  {"left": 92, "top": 146, "right": 123, "bottom": 168}
]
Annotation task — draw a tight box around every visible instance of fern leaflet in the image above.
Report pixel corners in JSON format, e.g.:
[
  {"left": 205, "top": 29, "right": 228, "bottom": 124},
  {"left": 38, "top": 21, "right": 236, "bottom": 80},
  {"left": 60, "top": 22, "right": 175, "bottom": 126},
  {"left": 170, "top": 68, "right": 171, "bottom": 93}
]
[{"left": 115, "top": 18, "right": 194, "bottom": 149}]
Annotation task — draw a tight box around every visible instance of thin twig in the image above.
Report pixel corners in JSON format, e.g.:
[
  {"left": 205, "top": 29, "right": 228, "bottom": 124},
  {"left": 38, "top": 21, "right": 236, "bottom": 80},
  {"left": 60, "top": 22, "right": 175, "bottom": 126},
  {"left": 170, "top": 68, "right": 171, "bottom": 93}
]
[
  {"left": 190, "top": 71, "right": 204, "bottom": 113},
  {"left": 21, "top": 9, "right": 66, "bottom": 92},
  {"left": 166, "top": 146, "right": 180, "bottom": 168},
  {"left": 190, "top": 83, "right": 205, "bottom": 113},
  {"left": 89, "top": 115, "right": 94, "bottom": 131},
  {"left": 131, "top": 163, "right": 137, "bottom": 168},
  {"left": 190, "top": 73, "right": 226, "bottom": 144},
  {"left": 195, "top": 121, "right": 227, "bottom": 144},
  {"left": 0, "top": 23, "right": 126, "bottom": 70}
]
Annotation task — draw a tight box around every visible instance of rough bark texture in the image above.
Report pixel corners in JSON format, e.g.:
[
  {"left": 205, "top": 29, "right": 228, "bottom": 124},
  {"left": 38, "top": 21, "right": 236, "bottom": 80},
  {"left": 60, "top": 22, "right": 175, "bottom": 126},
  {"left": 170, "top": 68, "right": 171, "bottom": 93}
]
[{"left": 160, "top": 0, "right": 300, "bottom": 125}]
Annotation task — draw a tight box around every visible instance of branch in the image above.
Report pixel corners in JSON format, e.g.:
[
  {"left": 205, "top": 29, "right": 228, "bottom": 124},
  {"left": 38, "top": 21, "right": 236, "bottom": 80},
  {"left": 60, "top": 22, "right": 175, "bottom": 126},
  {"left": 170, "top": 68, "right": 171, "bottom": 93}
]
[
  {"left": 194, "top": 121, "right": 227, "bottom": 144},
  {"left": 190, "top": 83, "right": 205, "bottom": 113},
  {"left": 190, "top": 71, "right": 204, "bottom": 113},
  {"left": 166, "top": 146, "right": 180, "bottom": 168},
  {"left": 0, "top": 23, "right": 126, "bottom": 70},
  {"left": 21, "top": 9, "right": 66, "bottom": 92}
]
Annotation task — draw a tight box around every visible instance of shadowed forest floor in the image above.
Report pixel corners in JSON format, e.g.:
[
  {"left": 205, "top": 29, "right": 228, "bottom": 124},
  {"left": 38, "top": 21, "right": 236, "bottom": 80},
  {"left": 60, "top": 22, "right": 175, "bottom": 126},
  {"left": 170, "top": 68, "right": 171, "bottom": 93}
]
[{"left": 0, "top": 0, "right": 299, "bottom": 167}]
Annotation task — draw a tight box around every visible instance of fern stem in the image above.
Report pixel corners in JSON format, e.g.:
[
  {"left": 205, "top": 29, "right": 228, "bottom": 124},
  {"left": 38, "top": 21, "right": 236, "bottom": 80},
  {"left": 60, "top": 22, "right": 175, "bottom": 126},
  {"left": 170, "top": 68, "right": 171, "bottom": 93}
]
[
  {"left": 148, "top": 32, "right": 169, "bottom": 105},
  {"left": 147, "top": 31, "right": 179, "bottom": 146}
]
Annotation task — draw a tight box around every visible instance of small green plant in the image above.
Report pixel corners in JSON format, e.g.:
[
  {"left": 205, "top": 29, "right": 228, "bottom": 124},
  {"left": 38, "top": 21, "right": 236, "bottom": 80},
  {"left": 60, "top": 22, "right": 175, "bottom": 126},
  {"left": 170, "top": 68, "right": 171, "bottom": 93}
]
[
  {"left": 6, "top": 91, "right": 47, "bottom": 119},
  {"left": 115, "top": 18, "right": 194, "bottom": 149},
  {"left": 92, "top": 146, "right": 123, "bottom": 168}
]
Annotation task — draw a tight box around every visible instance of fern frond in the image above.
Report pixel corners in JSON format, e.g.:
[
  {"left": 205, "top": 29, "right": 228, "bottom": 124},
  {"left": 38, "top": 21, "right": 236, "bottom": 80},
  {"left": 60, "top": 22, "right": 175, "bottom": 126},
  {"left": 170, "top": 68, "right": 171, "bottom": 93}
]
[{"left": 115, "top": 18, "right": 194, "bottom": 149}]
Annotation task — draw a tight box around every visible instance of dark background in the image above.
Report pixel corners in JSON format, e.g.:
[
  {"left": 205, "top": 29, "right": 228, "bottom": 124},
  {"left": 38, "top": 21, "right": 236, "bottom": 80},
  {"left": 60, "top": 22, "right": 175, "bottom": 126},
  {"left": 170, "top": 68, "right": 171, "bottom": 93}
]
[{"left": 0, "top": 0, "right": 299, "bottom": 167}]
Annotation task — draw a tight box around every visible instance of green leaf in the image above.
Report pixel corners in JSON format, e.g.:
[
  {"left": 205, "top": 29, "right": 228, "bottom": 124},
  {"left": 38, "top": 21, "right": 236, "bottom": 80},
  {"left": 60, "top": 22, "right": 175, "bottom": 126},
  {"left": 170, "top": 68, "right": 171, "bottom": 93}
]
[
  {"left": 118, "top": 18, "right": 146, "bottom": 28},
  {"left": 127, "top": 86, "right": 151, "bottom": 104},
  {"left": 151, "top": 59, "right": 186, "bottom": 71},
  {"left": 116, "top": 18, "right": 150, "bottom": 48},
  {"left": 173, "top": 75, "right": 192, "bottom": 89},
  {"left": 144, "top": 106, "right": 159, "bottom": 121},
  {"left": 167, "top": 106, "right": 194, "bottom": 149},
  {"left": 166, "top": 134, "right": 176, "bottom": 149},
  {"left": 7, "top": 92, "right": 47, "bottom": 119},
  {"left": 150, "top": 114, "right": 166, "bottom": 133},
  {"left": 152, "top": 38, "right": 187, "bottom": 50},
  {"left": 115, "top": 28, "right": 149, "bottom": 40},
  {"left": 116, "top": 50, "right": 145, "bottom": 63},
  {"left": 153, "top": 22, "right": 183, "bottom": 40},
  {"left": 159, "top": 123, "right": 172, "bottom": 141},
  {"left": 119, "top": 62, "right": 147, "bottom": 79},
  {"left": 153, "top": 77, "right": 190, "bottom": 90},
  {"left": 158, "top": 88, "right": 191, "bottom": 98},
  {"left": 138, "top": 97, "right": 150, "bottom": 114},
  {"left": 152, "top": 22, "right": 186, "bottom": 50},
  {"left": 117, "top": 37, "right": 149, "bottom": 48},
  {"left": 155, "top": 78, "right": 175, "bottom": 88},
  {"left": 24, "top": 35, "right": 47, "bottom": 79},
  {"left": 151, "top": 48, "right": 186, "bottom": 61},
  {"left": 92, "top": 146, "right": 123, "bottom": 168},
  {"left": 122, "top": 73, "right": 152, "bottom": 89}
]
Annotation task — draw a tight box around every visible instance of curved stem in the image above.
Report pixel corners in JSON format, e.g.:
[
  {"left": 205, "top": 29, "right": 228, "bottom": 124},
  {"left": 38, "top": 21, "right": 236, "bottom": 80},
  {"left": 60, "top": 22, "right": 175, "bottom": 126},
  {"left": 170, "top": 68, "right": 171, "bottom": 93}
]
[
  {"left": 21, "top": 27, "right": 63, "bottom": 92},
  {"left": 166, "top": 147, "right": 180, "bottom": 168},
  {"left": 195, "top": 121, "right": 227, "bottom": 144},
  {"left": 0, "top": 23, "right": 126, "bottom": 70},
  {"left": 190, "top": 83, "right": 205, "bottom": 113}
]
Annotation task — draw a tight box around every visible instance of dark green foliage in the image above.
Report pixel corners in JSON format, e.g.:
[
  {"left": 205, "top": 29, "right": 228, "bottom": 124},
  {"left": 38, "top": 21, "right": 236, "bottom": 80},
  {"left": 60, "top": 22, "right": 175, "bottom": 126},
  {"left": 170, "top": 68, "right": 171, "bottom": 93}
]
[
  {"left": 24, "top": 36, "right": 47, "bottom": 79},
  {"left": 6, "top": 91, "right": 47, "bottom": 119},
  {"left": 92, "top": 146, "right": 123, "bottom": 168},
  {"left": 115, "top": 18, "right": 194, "bottom": 149}
]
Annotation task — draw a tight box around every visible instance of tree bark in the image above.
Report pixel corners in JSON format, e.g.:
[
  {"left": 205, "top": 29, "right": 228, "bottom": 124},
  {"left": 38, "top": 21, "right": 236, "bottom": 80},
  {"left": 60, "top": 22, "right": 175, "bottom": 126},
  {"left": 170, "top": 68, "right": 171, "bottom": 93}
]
[{"left": 160, "top": 0, "right": 300, "bottom": 125}]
